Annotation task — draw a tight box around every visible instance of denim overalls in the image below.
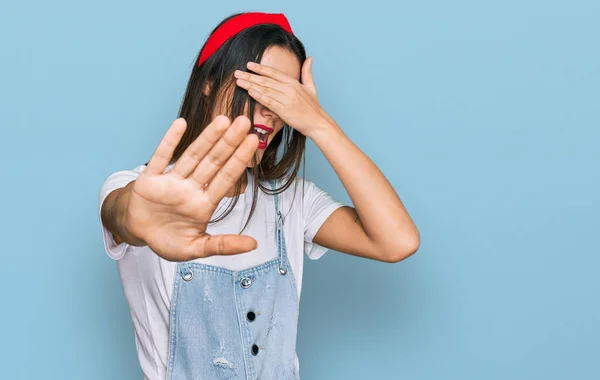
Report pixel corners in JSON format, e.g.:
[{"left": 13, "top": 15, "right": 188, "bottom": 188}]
[{"left": 166, "top": 181, "right": 300, "bottom": 380}]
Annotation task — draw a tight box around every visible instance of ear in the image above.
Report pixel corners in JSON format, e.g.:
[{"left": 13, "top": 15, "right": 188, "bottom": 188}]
[{"left": 202, "top": 80, "right": 212, "bottom": 96}]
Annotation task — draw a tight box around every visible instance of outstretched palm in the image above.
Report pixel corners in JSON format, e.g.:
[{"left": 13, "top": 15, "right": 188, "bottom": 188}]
[{"left": 124, "top": 115, "right": 259, "bottom": 262}]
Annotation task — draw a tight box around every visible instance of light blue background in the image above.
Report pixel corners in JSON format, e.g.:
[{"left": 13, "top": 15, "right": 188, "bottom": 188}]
[{"left": 1, "top": 0, "right": 598, "bottom": 379}]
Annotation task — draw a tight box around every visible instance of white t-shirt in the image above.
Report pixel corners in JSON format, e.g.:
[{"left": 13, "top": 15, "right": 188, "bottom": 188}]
[{"left": 98, "top": 164, "right": 345, "bottom": 380}]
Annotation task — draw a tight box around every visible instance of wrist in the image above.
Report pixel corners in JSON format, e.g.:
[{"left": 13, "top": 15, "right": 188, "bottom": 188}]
[
  {"left": 117, "top": 186, "right": 146, "bottom": 247},
  {"left": 306, "top": 115, "right": 343, "bottom": 143},
  {"left": 305, "top": 112, "right": 340, "bottom": 140}
]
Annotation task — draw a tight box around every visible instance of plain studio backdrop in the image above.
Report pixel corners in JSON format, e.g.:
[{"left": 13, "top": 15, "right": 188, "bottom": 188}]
[{"left": 1, "top": 0, "right": 598, "bottom": 379}]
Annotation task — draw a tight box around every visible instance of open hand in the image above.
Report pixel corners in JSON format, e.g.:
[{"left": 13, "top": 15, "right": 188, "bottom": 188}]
[
  {"left": 124, "top": 116, "right": 259, "bottom": 262},
  {"left": 234, "top": 57, "right": 331, "bottom": 137}
]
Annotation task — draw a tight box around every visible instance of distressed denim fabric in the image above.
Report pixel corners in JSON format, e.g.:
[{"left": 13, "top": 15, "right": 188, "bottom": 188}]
[{"left": 167, "top": 183, "right": 301, "bottom": 380}]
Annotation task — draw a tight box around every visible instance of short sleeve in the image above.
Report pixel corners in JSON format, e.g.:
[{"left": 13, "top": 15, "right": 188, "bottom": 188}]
[
  {"left": 302, "top": 179, "right": 345, "bottom": 260},
  {"left": 98, "top": 165, "right": 145, "bottom": 260}
]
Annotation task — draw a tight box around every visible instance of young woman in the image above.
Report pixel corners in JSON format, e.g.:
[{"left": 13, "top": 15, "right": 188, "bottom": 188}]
[{"left": 99, "top": 11, "right": 419, "bottom": 380}]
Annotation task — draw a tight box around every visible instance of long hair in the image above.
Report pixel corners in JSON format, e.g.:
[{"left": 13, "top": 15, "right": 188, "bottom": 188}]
[{"left": 169, "top": 13, "right": 307, "bottom": 231}]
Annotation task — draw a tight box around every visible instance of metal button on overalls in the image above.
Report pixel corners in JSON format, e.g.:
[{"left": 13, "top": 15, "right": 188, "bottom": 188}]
[{"left": 240, "top": 277, "right": 252, "bottom": 288}]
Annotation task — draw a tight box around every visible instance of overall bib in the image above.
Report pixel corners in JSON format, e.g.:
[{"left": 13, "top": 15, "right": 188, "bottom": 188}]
[{"left": 166, "top": 181, "right": 300, "bottom": 380}]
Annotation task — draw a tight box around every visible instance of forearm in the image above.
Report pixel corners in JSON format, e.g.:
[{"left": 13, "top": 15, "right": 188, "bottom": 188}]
[
  {"left": 308, "top": 118, "right": 420, "bottom": 253},
  {"left": 101, "top": 182, "right": 146, "bottom": 247}
]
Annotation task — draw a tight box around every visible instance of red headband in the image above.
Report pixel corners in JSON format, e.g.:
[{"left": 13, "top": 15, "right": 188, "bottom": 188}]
[{"left": 198, "top": 12, "right": 294, "bottom": 67}]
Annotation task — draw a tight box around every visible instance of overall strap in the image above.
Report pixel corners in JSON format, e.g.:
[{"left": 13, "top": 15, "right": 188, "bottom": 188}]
[
  {"left": 178, "top": 262, "right": 194, "bottom": 282},
  {"left": 268, "top": 179, "right": 290, "bottom": 276}
]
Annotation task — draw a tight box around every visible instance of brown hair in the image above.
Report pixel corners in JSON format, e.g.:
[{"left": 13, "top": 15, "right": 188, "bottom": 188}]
[{"left": 169, "top": 13, "right": 307, "bottom": 231}]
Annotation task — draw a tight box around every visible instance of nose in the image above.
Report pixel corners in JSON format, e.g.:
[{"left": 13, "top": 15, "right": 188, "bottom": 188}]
[{"left": 258, "top": 104, "right": 280, "bottom": 121}]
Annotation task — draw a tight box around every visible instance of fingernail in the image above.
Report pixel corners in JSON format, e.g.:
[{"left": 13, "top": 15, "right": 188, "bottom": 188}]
[
  {"left": 234, "top": 70, "right": 242, "bottom": 78},
  {"left": 247, "top": 62, "right": 257, "bottom": 68}
]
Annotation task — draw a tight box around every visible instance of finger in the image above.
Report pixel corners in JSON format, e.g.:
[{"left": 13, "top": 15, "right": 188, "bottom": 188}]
[
  {"left": 196, "top": 234, "right": 258, "bottom": 257},
  {"left": 246, "top": 61, "right": 295, "bottom": 83},
  {"left": 244, "top": 85, "right": 286, "bottom": 113},
  {"left": 171, "top": 115, "right": 231, "bottom": 179},
  {"left": 206, "top": 133, "right": 259, "bottom": 204},
  {"left": 236, "top": 79, "right": 287, "bottom": 106},
  {"left": 234, "top": 70, "right": 287, "bottom": 93},
  {"left": 146, "top": 118, "right": 187, "bottom": 175},
  {"left": 301, "top": 56, "right": 316, "bottom": 92},
  {"left": 191, "top": 116, "right": 252, "bottom": 186}
]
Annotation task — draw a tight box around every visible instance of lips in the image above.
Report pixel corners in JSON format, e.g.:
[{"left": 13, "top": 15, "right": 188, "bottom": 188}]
[{"left": 249, "top": 124, "right": 274, "bottom": 150}]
